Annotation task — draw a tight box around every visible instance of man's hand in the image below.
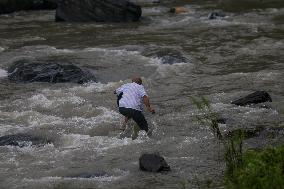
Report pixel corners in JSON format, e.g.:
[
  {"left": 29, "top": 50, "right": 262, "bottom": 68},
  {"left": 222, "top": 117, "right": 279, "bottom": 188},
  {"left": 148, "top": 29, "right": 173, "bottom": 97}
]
[
  {"left": 143, "top": 96, "right": 155, "bottom": 114},
  {"left": 147, "top": 106, "right": 155, "bottom": 114}
]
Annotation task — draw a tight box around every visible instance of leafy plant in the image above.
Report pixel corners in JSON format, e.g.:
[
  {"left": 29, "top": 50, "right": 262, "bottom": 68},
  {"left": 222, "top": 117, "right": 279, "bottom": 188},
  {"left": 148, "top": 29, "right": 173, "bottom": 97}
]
[
  {"left": 225, "top": 145, "right": 284, "bottom": 189},
  {"left": 190, "top": 96, "right": 222, "bottom": 140},
  {"left": 191, "top": 96, "right": 284, "bottom": 189},
  {"left": 224, "top": 129, "right": 245, "bottom": 179}
]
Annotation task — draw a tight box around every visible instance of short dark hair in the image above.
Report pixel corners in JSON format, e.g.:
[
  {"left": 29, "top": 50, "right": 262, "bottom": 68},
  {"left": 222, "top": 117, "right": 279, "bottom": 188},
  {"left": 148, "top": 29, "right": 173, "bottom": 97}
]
[{"left": 132, "top": 77, "right": 142, "bottom": 85}]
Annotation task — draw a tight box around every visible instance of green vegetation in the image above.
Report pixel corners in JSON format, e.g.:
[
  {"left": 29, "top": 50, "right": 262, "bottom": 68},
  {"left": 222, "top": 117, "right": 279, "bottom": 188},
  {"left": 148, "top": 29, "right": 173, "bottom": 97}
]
[
  {"left": 226, "top": 145, "right": 284, "bottom": 189},
  {"left": 190, "top": 96, "right": 222, "bottom": 140},
  {"left": 191, "top": 96, "right": 284, "bottom": 189}
]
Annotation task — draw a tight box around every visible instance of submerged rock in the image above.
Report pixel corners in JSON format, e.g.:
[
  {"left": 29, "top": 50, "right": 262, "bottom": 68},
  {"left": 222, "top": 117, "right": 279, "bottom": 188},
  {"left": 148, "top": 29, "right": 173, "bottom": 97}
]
[
  {"left": 8, "top": 60, "right": 96, "bottom": 84},
  {"left": 143, "top": 49, "right": 188, "bottom": 64},
  {"left": 129, "top": 0, "right": 160, "bottom": 6},
  {"left": 0, "top": 0, "right": 57, "bottom": 14},
  {"left": 139, "top": 153, "right": 170, "bottom": 172},
  {"left": 208, "top": 12, "right": 225, "bottom": 19},
  {"left": 55, "top": 0, "right": 142, "bottom": 22},
  {"left": 231, "top": 91, "right": 272, "bottom": 106},
  {"left": 160, "top": 55, "right": 187, "bottom": 64},
  {"left": 225, "top": 127, "right": 265, "bottom": 139},
  {"left": 68, "top": 171, "right": 108, "bottom": 178},
  {"left": 0, "top": 134, "right": 51, "bottom": 147}
]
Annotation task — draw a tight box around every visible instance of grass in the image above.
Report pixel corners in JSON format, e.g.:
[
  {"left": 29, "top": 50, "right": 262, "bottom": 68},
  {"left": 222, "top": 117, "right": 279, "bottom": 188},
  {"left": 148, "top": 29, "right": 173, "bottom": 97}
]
[
  {"left": 190, "top": 96, "right": 222, "bottom": 140},
  {"left": 225, "top": 145, "right": 284, "bottom": 189},
  {"left": 191, "top": 96, "right": 284, "bottom": 189}
]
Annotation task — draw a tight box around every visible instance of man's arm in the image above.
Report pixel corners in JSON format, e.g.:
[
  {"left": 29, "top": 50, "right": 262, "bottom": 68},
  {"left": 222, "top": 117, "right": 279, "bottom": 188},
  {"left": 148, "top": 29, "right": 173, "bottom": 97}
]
[
  {"left": 143, "top": 95, "right": 155, "bottom": 114},
  {"left": 114, "top": 85, "right": 124, "bottom": 95}
]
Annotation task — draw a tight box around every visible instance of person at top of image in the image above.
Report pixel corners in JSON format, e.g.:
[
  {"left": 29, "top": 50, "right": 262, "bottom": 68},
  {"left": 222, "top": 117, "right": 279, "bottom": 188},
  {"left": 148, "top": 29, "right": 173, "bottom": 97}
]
[{"left": 114, "top": 77, "right": 155, "bottom": 135}]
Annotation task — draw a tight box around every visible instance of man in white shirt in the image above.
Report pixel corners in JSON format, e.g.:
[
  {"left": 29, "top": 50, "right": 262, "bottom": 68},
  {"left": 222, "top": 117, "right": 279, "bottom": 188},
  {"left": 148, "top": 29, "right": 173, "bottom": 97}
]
[{"left": 114, "top": 77, "right": 155, "bottom": 133}]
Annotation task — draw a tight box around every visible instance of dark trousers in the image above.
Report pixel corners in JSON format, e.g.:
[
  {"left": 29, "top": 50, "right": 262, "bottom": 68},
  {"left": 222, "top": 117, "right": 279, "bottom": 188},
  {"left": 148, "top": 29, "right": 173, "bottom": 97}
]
[{"left": 119, "top": 107, "right": 148, "bottom": 132}]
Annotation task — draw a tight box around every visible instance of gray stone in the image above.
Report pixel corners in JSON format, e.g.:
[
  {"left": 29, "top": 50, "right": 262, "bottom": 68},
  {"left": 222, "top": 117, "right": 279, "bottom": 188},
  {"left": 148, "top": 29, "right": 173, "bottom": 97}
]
[
  {"left": 231, "top": 91, "right": 272, "bottom": 106},
  {"left": 139, "top": 153, "right": 170, "bottom": 172},
  {"left": 8, "top": 59, "right": 96, "bottom": 84},
  {"left": 0, "top": 0, "right": 57, "bottom": 14},
  {"left": 0, "top": 134, "right": 51, "bottom": 147},
  {"left": 55, "top": 0, "right": 142, "bottom": 22}
]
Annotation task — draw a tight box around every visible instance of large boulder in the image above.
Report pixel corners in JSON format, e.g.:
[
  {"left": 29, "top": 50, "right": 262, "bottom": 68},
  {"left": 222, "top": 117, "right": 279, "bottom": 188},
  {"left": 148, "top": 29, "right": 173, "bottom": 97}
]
[
  {"left": 8, "top": 60, "right": 96, "bottom": 84},
  {"left": 0, "top": 134, "right": 51, "bottom": 147},
  {"left": 139, "top": 153, "right": 170, "bottom": 172},
  {"left": 55, "top": 0, "right": 142, "bottom": 22},
  {"left": 231, "top": 91, "right": 272, "bottom": 106},
  {"left": 0, "top": 0, "right": 57, "bottom": 14}
]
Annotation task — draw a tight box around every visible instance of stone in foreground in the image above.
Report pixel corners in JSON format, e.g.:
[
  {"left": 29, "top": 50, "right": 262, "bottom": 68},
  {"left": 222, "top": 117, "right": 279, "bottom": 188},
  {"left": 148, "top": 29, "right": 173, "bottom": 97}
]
[
  {"left": 55, "top": 0, "right": 142, "bottom": 22},
  {"left": 139, "top": 153, "right": 170, "bottom": 172}
]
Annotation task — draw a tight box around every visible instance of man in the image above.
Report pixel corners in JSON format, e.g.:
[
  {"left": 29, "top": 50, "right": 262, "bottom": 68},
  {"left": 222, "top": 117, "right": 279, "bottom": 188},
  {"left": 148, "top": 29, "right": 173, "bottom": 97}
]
[{"left": 114, "top": 77, "right": 155, "bottom": 134}]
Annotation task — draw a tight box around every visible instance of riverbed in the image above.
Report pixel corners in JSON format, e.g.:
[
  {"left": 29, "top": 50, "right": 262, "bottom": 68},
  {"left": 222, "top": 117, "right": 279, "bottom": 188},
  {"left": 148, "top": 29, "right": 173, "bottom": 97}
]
[{"left": 0, "top": 1, "right": 283, "bottom": 188}]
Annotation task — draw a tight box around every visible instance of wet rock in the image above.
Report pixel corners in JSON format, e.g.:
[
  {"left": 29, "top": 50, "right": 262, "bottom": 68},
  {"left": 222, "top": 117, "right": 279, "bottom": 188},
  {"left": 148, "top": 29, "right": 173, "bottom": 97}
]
[
  {"left": 144, "top": 49, "right": 188, "bottom": 64},
  {"left": 8, "top": 59, "right": 96, "bottom": 84},
  {"left": 68, "top": 171, "right": 108, "bottom": 178},
  {"left": 0, "top": 134, "right": 51, "bottom": 147},
  {"left": 139, "top": 153, "right": 170, "bottom": 172},
  {"left": 169, "top": 7, "right": 188, "bottom": 14},
  {"left": 0, "top": 0, "right": 57, "bottom": 14},
  {"left": 225, "top": 127, "right": 265, "bottom": 139},
  {"left": 160, "top": 55, "right": 187, "bottom": 64},
  {"left": 129, "top": 0, "right": 160, "bottom": 6},
  {"left": 216, "top": 117, "right": 226, "bottom": 124},
  {"left": 231, "top": 91, "right": 272, "bottom": 106},
  {"left": 208, "top": 12, "right": 225, "bottom": 19},
  {"left": 55, "top": 0, "right": 142, "bottom": 22}
]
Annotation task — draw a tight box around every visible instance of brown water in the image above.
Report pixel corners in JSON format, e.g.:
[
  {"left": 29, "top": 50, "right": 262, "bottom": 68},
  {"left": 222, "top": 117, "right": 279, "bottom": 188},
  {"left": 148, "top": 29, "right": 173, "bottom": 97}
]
[{"left": 0, "top": 1, "right": 284, "bottom": 188}]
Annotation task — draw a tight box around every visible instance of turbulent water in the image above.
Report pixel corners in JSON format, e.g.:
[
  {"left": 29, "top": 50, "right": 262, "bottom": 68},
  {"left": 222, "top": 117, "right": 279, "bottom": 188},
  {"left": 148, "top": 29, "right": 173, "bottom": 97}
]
[{"left": 0, "top": 0, "right": 284, "bottom": 188}]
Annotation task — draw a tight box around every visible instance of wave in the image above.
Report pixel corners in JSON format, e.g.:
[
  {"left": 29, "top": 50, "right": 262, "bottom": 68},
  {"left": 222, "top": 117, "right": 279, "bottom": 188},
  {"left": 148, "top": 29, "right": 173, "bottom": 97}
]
[
  {"left": 0, "top": 69, "right": 8, "bottom": 78},
  {"left": 0, "top": 47, "right": 5, "bottom": 52}
]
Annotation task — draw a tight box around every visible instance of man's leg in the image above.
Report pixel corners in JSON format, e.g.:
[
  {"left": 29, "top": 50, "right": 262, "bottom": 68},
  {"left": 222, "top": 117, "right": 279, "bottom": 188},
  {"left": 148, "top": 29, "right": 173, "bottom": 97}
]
[
  {"left": 120, "top": 117, "right": 129, "bottom": 130},
  {"left": 119, "top": 107, "right": 131, "bottom": 130},
  {"left": 132, "top": 110, "right": 149, "bottom": 132}
]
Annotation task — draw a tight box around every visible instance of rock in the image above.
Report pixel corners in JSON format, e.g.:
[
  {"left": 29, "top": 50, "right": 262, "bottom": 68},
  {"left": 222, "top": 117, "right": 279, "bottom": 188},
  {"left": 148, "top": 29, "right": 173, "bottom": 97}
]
[
  {"left": 216, "top": 117, "right": 226, "bottom": 124},
  {"left": 129, "top": 0, "right": 160, "bottom": 6},
  {"left": 68, "top": 171, "right": 108, "bottom": 178},
  {"left": 8, "top": 59, "right": 96, "bottom": 84},
  {"left": 0, "top": 134, "right": 51, "bottom": 147},
  {"left": 169, "top": 7, "right": 188, "bottom": 14},
  {"left": 231, "top": 91, "right": 272, "bottom": 106},
  {"left": 55, "top": 0, "right": 142, "bottom": 22},
  {"left": 208, "top": 12, "right": 225, "bottom": 19},
  {"left": 0, "top": 0, "right": 57, "bottom": 14},
  {"left": 139, "top": 153, "right": 170, "bottom": 172},
  {"left": 159, "top": 54, "right": 187, "bottom": 64},
  {"left": 225, "top": 127, "right": 265, "bottom": 139},
  {"left": 143, "top": 49, "right": 188, "bottom": 64}
]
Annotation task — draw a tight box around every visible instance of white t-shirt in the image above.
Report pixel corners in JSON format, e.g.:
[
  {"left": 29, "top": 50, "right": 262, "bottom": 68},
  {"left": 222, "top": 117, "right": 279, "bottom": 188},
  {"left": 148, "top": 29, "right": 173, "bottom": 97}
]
[{"left": 116, "top": 82, "right": 147, "bottom": 111}]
